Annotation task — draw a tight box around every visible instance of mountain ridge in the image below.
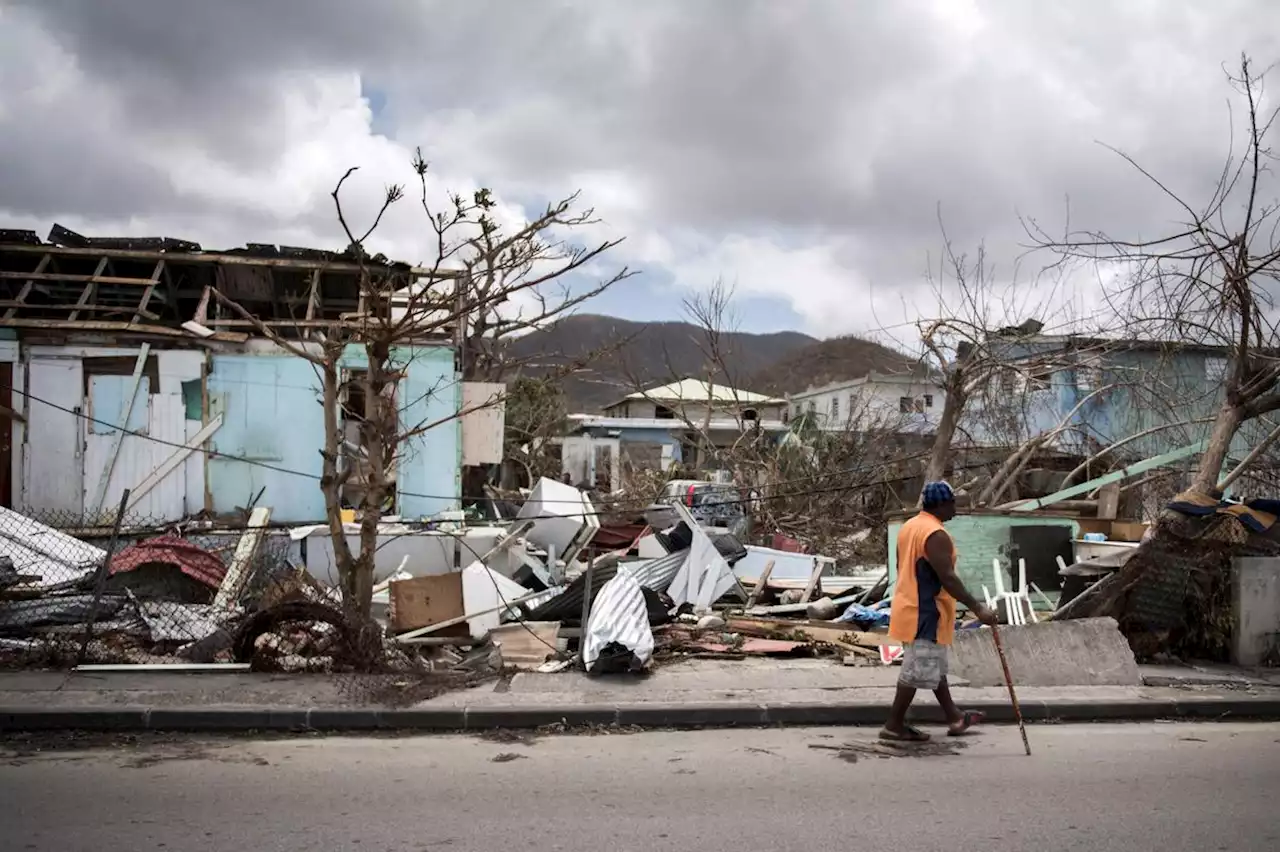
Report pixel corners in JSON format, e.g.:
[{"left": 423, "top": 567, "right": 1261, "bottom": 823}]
[{"left": 505, "top": 313, "right": 917, "bottom": 411}]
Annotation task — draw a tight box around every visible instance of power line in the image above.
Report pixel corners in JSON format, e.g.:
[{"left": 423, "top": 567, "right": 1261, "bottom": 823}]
[{"left": 8, "top": 384, "right": 972, "bottom": 521}]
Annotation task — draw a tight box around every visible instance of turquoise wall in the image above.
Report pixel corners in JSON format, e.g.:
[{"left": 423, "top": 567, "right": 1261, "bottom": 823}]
[
  {"left": 205, "top": 345, "right": 460, "bottom": 523},
  {"left": 887, "top": 512, "right": 1079, "bottom": 605},
  {"left": 974, "top": 341, "right": 1262, "bottom": 464}
]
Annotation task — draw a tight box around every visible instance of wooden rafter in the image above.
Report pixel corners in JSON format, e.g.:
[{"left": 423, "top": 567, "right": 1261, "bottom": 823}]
[
  {"left": 0, "top": 317, "right": 248, "bottom": 342},
  {"left": 3, "top": 254, "right": 51, "bottom": 319},
  {"left": 1, "top": 242, "right": 458, "bottom": 277},
  {"left": 68, "top": 256, "right": 109, "bottom": 322},
  {"left": 0, "top": 270, "right": 156, "bottom": 286},
  {"left": 132, "top": 259, "right": 165, "bottom": 325},
  {"left": 304, "top": 269, "right": 321, "bottom": 340}
]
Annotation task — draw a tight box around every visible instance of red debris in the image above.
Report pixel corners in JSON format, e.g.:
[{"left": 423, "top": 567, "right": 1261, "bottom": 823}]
[
  {"left": 770, "top": 533, "right": 806, "bottom": 553},
  {"left": 109, "top": 535, "right": 227, "bottom": 591}
]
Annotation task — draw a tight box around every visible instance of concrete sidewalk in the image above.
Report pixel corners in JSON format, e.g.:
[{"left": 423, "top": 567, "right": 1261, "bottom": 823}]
[{"left": 3, "top": 659, "right": 1280, "bottom": 732}]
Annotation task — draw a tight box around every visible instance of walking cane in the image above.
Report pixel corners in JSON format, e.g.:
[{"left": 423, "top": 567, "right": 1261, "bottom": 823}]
[{"left": 991, "top": 624, "right": 1031, "bottom": 756}]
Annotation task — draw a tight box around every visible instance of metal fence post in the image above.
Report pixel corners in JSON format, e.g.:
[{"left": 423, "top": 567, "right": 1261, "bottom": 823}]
[{"left": 76, "top": 489, "right": 132, "bottom": 665}]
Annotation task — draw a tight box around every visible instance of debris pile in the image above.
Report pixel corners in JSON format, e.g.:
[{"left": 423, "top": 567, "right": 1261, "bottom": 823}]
[
  {"left": 0, "top": 475, "right": 907, "bottom": 682},
  {"left": 1053, "top": 491, "right": 1280, "bottom": 659}
]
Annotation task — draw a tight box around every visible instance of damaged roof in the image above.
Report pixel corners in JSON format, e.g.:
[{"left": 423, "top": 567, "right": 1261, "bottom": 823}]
[{"left": 0, "top": 224, "right": 459, "bottom": 341}]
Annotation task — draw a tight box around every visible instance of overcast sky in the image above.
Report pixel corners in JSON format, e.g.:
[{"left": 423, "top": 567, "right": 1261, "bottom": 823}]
[{"left": 3, "top": 1, "right": 1279, "bottom": 342}]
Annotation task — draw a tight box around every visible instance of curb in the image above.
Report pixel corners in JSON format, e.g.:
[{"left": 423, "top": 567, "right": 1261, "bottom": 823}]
[{"left": 4, "top": 696, "right": 1280, "bottom": 733}]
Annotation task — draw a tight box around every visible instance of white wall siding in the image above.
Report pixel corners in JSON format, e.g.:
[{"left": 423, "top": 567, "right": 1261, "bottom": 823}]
[
  {"left": 460, "top": 381, "right": 505, "bottom": 466},
  {"left": 82, "top": 382, "right": 192, "bottom": 521},
  {"left": 22, "top": 358, "right": 84, "bottom": 515},
  {"left": 789, "top": 377, "right": 946, "bottom": 432}
]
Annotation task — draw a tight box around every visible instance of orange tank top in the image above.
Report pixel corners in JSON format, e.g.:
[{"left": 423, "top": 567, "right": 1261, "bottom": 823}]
[{"left": 888, "top": 511, "right": 958, "bottom": 646}]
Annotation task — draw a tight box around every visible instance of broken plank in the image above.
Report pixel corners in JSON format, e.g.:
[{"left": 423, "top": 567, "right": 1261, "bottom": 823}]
[
  {"left": 745, "top": 592, "right": 859, "bottom": 616},
  {"left": 0, "top": 271, "right": 158, "bottom": 286},
  {"left": 727, "top": 616, "right": 899, "bottom": 649},
  {"left": 212, "top": 507, "right": 272, "bottom": 610},
  {"left": 0, "top": 318, "right": 248, "bottom": 342},
  {"left": 489, "top": 621, "right": 563, "bottom": 668},
  {"left": 132, "top": 259, "right": 165, "bottom": 325},
  {"left": 743, "top": 559, "right": 775, "bottom": 608},
  {"left": 0, "top": 242, "right": 463, "bottom": 277},
  {"left": 91, "top": 343, "right": 150, "bottom": 517},
  {"left": 67, "top": 257, "right": 109, "bottom": 322},
  {"left": 126, "top": 414, "right": 224, "bottom": 511},
  {"left": 799, "top": 556, "right": 829, "bottom": 604},
  {"left": 4, "top": 254, "right": 50, "bottom": 319}
]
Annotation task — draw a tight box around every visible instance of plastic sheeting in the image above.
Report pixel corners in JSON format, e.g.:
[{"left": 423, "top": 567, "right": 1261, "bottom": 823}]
[{"left": 582, "top": 567, "right": 653, "bottom": 673}]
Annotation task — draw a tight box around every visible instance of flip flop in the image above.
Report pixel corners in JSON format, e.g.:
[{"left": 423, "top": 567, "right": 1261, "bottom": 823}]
[
  {"left": 947, "top": 710, "right": 986, "bottom": 736},
  {"left": 879, "top": 725, "right": 931, "bottom": 743}
]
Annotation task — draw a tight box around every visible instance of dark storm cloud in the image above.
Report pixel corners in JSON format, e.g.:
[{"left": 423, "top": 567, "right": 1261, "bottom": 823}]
[{"left": 4, "top": 0, "right": 1280, "bottom": 334}]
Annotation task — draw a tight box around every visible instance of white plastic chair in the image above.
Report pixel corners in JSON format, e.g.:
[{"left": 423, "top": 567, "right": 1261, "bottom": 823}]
[{"left": 987, "top": 558, "right": 1038, "bottom": 625}]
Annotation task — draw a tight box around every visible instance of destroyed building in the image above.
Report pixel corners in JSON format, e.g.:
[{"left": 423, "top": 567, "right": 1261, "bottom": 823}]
[{"left": 0, "top": 225, "right": 489, "bottom": 525}]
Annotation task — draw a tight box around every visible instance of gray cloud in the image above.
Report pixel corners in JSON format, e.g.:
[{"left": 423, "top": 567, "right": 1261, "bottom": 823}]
[{"left": 3, "top": 0, "right": 1280, "bottom": 335}]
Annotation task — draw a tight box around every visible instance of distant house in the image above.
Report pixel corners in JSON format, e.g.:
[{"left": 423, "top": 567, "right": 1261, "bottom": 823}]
[
  {"left": 787, "top": 372, "right": 946, "bottom": 434},
  {"left": 559, "top": 378, "right": 788, "bottom": 488},
  {"left": 0, "top": 226, "right": 499, "bottom": 525},
  {"left": 978, "top": 333, "right": 1267, "bottom": 473},
  {"left": 601, "top": 378, "right": 787, "bottom": 424}
]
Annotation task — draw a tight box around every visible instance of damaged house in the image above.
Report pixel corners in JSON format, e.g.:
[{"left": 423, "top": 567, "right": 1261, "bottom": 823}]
[
  {"left": 0, "top": 226, "right": 473, "bottom": 526},
  {"left": 979, "top": 332, "right": 1276, "bottom": 490},
  {"left": 558, "top": 379, "right": 789, "bottom": 488}
]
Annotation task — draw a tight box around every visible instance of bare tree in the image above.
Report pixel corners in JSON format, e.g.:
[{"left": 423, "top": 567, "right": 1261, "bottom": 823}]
[
  {"left": 913, "top": 227, "right": 1075, "bottom": 491},
  {"left": 213, "top": 152, "right": 630, "bottom": 619},
  {"left": 1031, "top": 55, "right": 1280, "bottom": 496},
  {"left": 616, "top": 280, "right": 932, "bottom": 558},
  {"left": 503, "top": 376, "right": 571, "bottom": 486}
]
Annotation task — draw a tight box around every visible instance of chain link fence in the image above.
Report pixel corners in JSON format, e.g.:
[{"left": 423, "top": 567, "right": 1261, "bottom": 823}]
[{"left": 0, "top": 503, "right": 435, "bottom": 690}]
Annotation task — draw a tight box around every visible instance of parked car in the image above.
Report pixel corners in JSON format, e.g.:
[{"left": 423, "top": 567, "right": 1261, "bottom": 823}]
[{"left": 645, "top": 479, "right": 752, "bottom": 538}]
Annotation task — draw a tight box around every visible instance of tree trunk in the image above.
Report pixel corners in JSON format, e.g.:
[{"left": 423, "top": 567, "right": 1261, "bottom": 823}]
[
  {"left": 318, "top": 356, "right": 360, "bottom": 614},
  {"left": 1188, "top": 401, "right": 1243, "bottom": 495},
  {"left": 348, "top": 344, "right": 393, "bottom": 620},
  {"left": 924, "top": 375, "right": 966, "bottom": 484}
]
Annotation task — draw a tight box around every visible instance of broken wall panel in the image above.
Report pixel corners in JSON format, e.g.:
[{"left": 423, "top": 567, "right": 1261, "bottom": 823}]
[
  {"left": 22, "top": 357, "right": 84, "bottom": 515},
  {"left": 460, "top": 382, "right": 505, "bottom": 466}
]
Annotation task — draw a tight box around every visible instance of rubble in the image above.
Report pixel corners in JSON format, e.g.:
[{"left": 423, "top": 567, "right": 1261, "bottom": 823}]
[{"left": 0, "top": 474, "right": 904, "bottom": 683}]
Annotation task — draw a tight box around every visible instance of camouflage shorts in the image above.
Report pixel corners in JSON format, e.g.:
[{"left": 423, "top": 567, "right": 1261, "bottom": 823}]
[{"left": 898, "top": 639, "right": 949, "bottom": 690}]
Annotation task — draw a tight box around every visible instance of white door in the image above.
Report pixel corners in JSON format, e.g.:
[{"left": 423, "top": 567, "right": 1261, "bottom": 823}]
[{"left": 22, "top": 359, "right": 85, "bottom": 516}]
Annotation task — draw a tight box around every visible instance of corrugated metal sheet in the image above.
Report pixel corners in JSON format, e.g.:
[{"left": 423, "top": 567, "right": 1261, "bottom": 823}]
[
  {"left": 0, "top": 506, "right": 105, "bottom": 587},
  {"left": 526, "top": 563, "right": 670, "bottom": 625},
  {"left": 622, "top": 549, "right": 688, "bottom": 593},
  {"left": 582, "top": 567, "right": 654, "bottom": 670},
  {"left": 109, "top": 536, "right": 227, "bottom": 591}
]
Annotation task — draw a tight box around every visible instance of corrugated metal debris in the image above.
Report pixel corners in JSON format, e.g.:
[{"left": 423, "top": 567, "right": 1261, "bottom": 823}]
[
  {"left": 0, "top": 472, "right": 899, "bottom": 677},
  {"left": 582, "top": 568, "right": 653, "bottom": 673}
]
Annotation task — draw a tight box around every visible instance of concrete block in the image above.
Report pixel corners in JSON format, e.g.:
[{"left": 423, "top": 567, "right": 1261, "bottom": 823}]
[
  {"left": 1233, "top": 558, "right": 1280, "bottom": 667},
  {"left": 949, "top": 617, "right": 1141, "bottom": 688}
]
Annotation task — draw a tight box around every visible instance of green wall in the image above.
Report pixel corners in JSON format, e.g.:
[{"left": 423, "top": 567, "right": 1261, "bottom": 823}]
[{"left": 887, "top": 512, "right": 1080, "bottom": 607}]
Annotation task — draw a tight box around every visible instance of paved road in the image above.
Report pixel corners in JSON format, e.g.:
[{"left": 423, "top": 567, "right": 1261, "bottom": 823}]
[{"left": 1, "top": 722, "right": 1277, "bottom": 851}]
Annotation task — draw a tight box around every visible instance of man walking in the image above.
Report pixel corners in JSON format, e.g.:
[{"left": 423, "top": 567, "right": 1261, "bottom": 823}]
[{"left": 881, "top": 481, "right": 997, "bottom": 742}]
